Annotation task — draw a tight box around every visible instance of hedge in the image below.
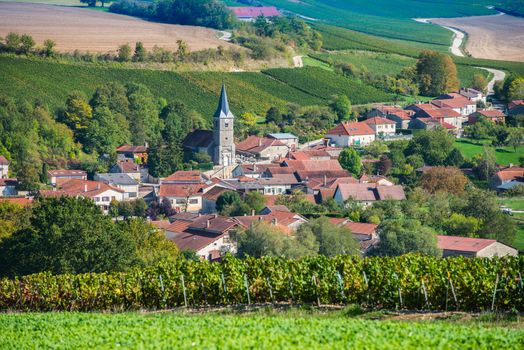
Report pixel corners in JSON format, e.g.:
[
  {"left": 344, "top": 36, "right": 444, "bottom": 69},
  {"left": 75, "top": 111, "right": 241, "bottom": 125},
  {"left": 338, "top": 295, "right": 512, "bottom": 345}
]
[{"left": 0, "top": 255, "right": 523, "bottom": 312}]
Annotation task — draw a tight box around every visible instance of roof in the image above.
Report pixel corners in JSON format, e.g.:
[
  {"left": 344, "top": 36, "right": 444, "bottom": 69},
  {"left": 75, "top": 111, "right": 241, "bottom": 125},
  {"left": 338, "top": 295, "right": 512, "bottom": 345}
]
[
  {"left": 115, "top": 161, "right": 140, "bottom": 173},
  {"left": 171, "top": 231, "right": 225, "bottom": 252},
  {"left": 229, "top": 6, "right": 280, "bottom": 18},
  {"left": 0, "top": 197, "right": 32, "bottom": 206},
  {"left": 494, "top": 167, "right": 524, "bottom": 183},
  {"left": 116, "top": 144, "right": 147, "bottom": 153},
  {"left": 159, "top": 184, "right": 207, "bottom": 197},
  {"left": 214, "top": 84, "right": 234, "bottom": 119},
  {"left": 267, "top": 133, "right": 297, "bottom": 140},
  {"left": 0, "top": 156, "right": 9, "bottom": 165},
  {"left": 258, "top": 174, "right": 299, "bottom": 186},
  {"left": 150, "top": 220, "right": 173, "bottom": 231},
  {"left": 39, "top": 179, "right": 124, "bottom": 198},
  {"left": 282, "top": 159, "right": 343, "bottom": 172},
  {"left": 234, "top": 211, "right": 306, "bottom": 231},
  {"left": 336, "top": 183, "right": 405, "bottom": 201},
  {"left": 0, "top": 178, "right": 17, "bottom": 186},
  {"left": 388, "top": 110, "right": 413, "bottom": 120},
  {"left": 202, "top": 186, "right": 230, "bottom": 202},
  {"left": 475, "top": 109, "right": 506, "bottom": 118},
  {"left": 289, "top": 150, "right": 333, "bottom": 160},
  {"left": 182, "top": 129, "right": 214, "bottom": 149},
  {"left": 162, "top": 171, "right": 209, "bottom": 183},
  {"left": 376, "top": 186, "right": 406, "bottom": 200},
  {"left": 96, "top": 173, "right": 137, "bottom": 186},
  {"left": 364, "top": 117, "right": 395, "bottom": 125},
  {"left": 508, "top": 99, "right": 524, "bottom": 110},
  {"left": 326, "top": 121, "right": 375, "bottom": 136},
  {"left": 437, "top": 235, "right": 496, "bottom": 253},
  {"left": 236, "top": 163, "right": 270, "bottom": 175},
  {"left": 328, "top": 218, "right": 378, "bottom": 236},
  {"left": 47, "top": 169, "right": 86, "bottom": 177},
  {"left": 432, "top": 95, "right": 475, "bottom": 108},
  {"left": 236, "top": 136, "right": 287, "bottom": 155},
  {"left": 262, "top": 205, "right": 290, "bottom": 213},
  {"left": 186, "top": 215, "right": 239, "bottom": 234}
]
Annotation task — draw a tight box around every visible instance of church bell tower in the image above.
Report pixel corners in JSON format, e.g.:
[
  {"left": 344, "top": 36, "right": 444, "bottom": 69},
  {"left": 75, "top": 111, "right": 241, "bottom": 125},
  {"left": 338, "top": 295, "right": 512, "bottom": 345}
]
[{"left": 213, "top": 84, "right": 235, "bottom": 166}]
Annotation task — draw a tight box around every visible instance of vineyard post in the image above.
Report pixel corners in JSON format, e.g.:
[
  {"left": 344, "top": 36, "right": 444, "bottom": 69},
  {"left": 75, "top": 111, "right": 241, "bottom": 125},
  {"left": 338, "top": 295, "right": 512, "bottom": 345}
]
[
  {"left": 393, "top": 273, "right": 402, "bottom": 309},
  {"left": 98, "top": 275, "right": 105, "bottom": 310},
  {"left": 421, "top": 279, "right": 429, "bottom": 309},
  {"left": 266, "top": 277, "right": 275, "bottom": 305},
  {"left": 491, "top": 274, "right": 499, "bottom": 312},
  {"left": 362, "top": 270, "right": 369, "bottom": 307},
  {"left": 244, "top": 274, "right": 251, "bottom": 305},
  {"left": 288, "top": 277, "right": 294, "bottom": 305},
  {"left": 200, "top": 282, "right": 208, "bottom": 306},
  {"left": 158, "top": 275, "right": 166, "bottom": 309},
  {"left": 181, "top": 274, "right": 188, "bottom": 308},
  {"left": 519, "top": 272, "right": 523, "bottom": 290},
  {"left": 449, "top": 277, "right": 458, "bottom": 309},
  {"left": 17, "top": 280, "right": 23, "bottom": 310},
  {"left": 220, "top": 273, "right": 228, "bottom": 305},
  {"left": 312, "top": 275, "right": 320, "bottom": 307},
  {"left": 336, "top": 271, "right": 346, "bottom": 304},
  {"left": 120, "top": 275, "right": 126, "bottom": 310}
]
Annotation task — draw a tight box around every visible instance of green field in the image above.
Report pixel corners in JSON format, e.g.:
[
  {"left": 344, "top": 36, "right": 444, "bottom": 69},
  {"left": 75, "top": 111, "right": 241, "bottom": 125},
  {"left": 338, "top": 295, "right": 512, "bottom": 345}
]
[
  {"left": 0, "top": 311, "right": 523, "bottom": 349},
  {"left": 454, "top": 139, "right": 524, "bottom": 166},
  {"left": 498, "top": 197, "right": 524, "bottom": 250},
  {"left": 0, "top": 56, "right": 400, "bottom": 115}
]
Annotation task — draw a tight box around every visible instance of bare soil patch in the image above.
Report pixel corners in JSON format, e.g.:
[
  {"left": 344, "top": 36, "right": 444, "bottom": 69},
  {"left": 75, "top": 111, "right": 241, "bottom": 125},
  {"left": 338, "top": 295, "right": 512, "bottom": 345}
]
[
  {"left": 0, "top": 2, "right": 238, "bottom": 53},
  {"left": 431, "top": 14, "right": 524, "bottom": 62}
]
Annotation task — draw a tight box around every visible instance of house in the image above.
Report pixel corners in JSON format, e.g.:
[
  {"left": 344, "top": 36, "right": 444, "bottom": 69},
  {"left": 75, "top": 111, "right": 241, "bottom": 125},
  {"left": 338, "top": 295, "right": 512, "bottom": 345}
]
[
  {"left": 116, "top": 144, "right": 148, "bottom": 164},
  {"left": 364, "top": 117, "right": 396, "bottom": 137},
  {"left": 95, "top": 173, "right": 139, "bottom": 199},
  {"left": 409, "top": 117, "right": 457, "bottom": 132},
  {"left": 458, "top": 88, "right": 486, "bottom": 104},
  {"left": 0, "top": 178, "right": 18, "bottom": 197},
  {"left": 326, "top": 122, "right": 375, "bottom": 147},
  {"left": 236, "top": 136, "right": 289, "bottom": 161},
  {"left": 281, "top": 159, "right": 343, "bottom": 172},
  {"left": 110, "top": 160, "right": 145, "bottom": 183},
  {"left": 202, "top": 186, "right": 230, "bottom": 214},
  {"left": 368, "top": 106, "right": 415, "bottom": 130},
  {"left": 260, "top": 205, "right": 291, "bottom": 215},
  {"left": 468, "top": 110, "right": 506, "bottom": 125},
  {"left": 161, "top": 170, "right": 210, "bottom": 184},
  {"left": 47, "top": 169, "right": 87, "bottom": 187},
  {"left": 234, "top": 210, "right": 307, "bottom": 234},
  {"left": 490, "top": 166, "right": 524, "bottom": 191},
  {"left": 158, "top": 183, "right": 208, "bottom": 213},
  {"left": 267, "top": 133, "right": 299, "bottom": 151},
  {"left": 0, "top": 197, "right": 33, "bottom": 206},
  {"left": 288, "top": 149, "right": 335, "bottom": 161},
  {"left": 334, "top": 183, "right": 405, "bottom": 206},
  {"left": 329, "top": 217, "right": 379, "bottom": 252},
  {"left": 406, "top": 104, "right": 463, "bottom": 129},
  {"left": 507, "top": 100, "right": 524, "bottom": 117},
  {"left": 231, "top": 163, "right": 271, "bottom": 179},
  {"left": 228, "top": 6, "right": 281, "bottom": 21},
  {"left": 258, "top": 174, "right": 300, "bottom": 195},
  {"left": 432, "top": 93, "right": 477, "bottom": 116},
  {"left": 39, "top": 179, "right": 125, "bottom": 212},
  {"left": 359, "top": 174, "right": 394, "bottom": 187},
  {"left": 437, "top": 235, "right": 518, "bottom": 258},
  {"left": 0, "top": 156, "right": 9, "bottom": 178}
]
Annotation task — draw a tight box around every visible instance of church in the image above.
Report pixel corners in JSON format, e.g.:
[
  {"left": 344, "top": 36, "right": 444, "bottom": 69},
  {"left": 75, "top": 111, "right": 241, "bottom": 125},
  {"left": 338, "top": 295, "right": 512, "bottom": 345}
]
[{"left": 182, "top": 84, "right": 236, "bottom": 167}]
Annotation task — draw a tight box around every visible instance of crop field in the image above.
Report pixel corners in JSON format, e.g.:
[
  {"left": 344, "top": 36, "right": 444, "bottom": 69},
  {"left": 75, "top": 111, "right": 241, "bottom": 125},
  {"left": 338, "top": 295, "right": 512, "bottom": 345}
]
[
  {"left": 0, "top": 2, "right": 235, "bottom": 53},
  {"left": 454, "top": 139, "right": 524, "bottom": 166},
  {"left": 0, "top": 311, "right": 523, "bottom": 349}
]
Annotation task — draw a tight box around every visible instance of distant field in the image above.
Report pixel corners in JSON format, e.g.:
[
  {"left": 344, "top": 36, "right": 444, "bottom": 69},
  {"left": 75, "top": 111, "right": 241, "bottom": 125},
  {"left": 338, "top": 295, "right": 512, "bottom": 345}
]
[
  {"left": 1, "top": 311, "right": 523, "bottom": 349},
  {"left": 454, "top": 139, "right": 524, "bottom": 165},
  {"left": 1, "top": 0, "right": 84, "bottom": 5},
  {"left": 0, "top": 2, "right": 234, "bottom": 53}
]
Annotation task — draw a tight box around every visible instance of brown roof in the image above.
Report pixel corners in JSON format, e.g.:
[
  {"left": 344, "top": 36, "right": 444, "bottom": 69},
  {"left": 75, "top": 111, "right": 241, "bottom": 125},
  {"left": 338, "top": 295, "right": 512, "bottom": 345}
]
[
  {"left": 150, "top": 220, "right": 173, "bottom": 231},
  {"left": 116, "top": 161, "right": 140, "bottom": 173},
  {"left": 476, "top": 109, "right": 505, "bottom": 118},
  {"left": 235, "top": 211, "right": 306, "bottom": 231},
  {"left": 336, "top": 183, "right": 405, "bottom": 201},
  {"left": 202, "top": 186, "right": 230, "bottom": 201},
  {"left": 187, "top": 215, "right": 239, "bottom": 234},
  {"left": 264, "top": 167, "right": 297, "bottom": 176},
  {"left": 318, "top": 188, "right": 336, "bottom": 201},
  {"left": 116, "top": 144, "right": 147, "bottom": 153},
  {"left": 258, "top": 174, "right": 300, "bottom": 186},
  {"left": 494, "top": 167, "right": 524, "bottom": 182},
  {"left": 263, "top": 205, "right": 290, "bottom": 213},
  {"left": 159, "top": 183, "right": 207, "bottom": 197},
  {"left": 236, "top": 136, "right": 287, "bottom": 154},
  {"left": 171, "top": 231, "right": 225, "bottom": 252},
  {"left": 296, "top": 170, "right": 352, "bottom": 183},
  {"left": 376, "top": 185, "right": 406, "bottom": 200},
  {"left": 431, "top": 96, "right": 474, "bottom": 109},
  {"left": 326, "top": 122, "right": 375, "bottom": 136},
  {"left": 508, "top": 100, "right": 524, "bottom": 110},
  {"left": 47, "top": 169, "right": 87, "bottom": 177},
  {"left": 328, "top": 218, "right": 378, "bottom": 236},
  {"left": 282, "top": 159, "right": 343, "bottom": 172},
  {"left": 288, "top": 150, "right": 334, "bottom": 160},
  {"left": 182, "top": 129, "right": 214, "bottom": 149},
  {"left": 364, "top": 117, "right": 395, "bottom": 125},
  {"left": 437, "top": 235, "right": 496, "bottom": 253},
  {"left": 0, "top": 156, "right": 9, "bottom": 165},
  {"left": 162, "top": 170, "right": 208, "bottom": 183},
  {"left": 388, "top": 110, "right": 414, "bottom": 120},
  {"left": 40, "top": 179, "right": 123, "bottom": 198}
]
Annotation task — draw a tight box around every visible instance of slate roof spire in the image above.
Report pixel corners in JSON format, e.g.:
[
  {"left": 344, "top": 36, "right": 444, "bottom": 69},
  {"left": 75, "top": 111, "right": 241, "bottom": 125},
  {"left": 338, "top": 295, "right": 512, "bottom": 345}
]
[{"left": 214, "top": 83, "right": 234, "bottom": 119}]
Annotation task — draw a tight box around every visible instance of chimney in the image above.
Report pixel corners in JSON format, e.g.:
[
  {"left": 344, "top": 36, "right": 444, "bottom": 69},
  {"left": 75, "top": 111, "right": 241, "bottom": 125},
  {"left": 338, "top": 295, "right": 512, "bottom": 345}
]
[
  {"left": 206, "top": 220, "right": 210, "bottom": 228},
  {"left": 251, "top": 209, "right": 255, "bottom": 216},
  {"left": 271, "top": 218, "right": 278, "bottom": 226},
  {"left": 323, "top": 174, "right": 327, "bottom": 186},
  {"left": 97, "top": 183, "right": 100, "bottom": 190},
  {"left": 258, "top": 138, "right": 262, "bottom": 147}
]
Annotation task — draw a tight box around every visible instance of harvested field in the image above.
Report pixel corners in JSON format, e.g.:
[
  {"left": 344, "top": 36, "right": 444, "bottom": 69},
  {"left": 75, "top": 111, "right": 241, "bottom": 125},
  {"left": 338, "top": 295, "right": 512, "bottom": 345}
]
[
  {"left": 0, "top": 2, "right": 237, "bottom": 53},
  {"left": 431, "top": 14, "right": 524, "bottom": 62}
]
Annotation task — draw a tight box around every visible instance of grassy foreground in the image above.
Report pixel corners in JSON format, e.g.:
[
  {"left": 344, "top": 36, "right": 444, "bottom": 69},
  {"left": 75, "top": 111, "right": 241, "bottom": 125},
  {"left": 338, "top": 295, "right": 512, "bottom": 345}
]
[{"left": 0, "top": 310, "right": 523, "bottom": 349}]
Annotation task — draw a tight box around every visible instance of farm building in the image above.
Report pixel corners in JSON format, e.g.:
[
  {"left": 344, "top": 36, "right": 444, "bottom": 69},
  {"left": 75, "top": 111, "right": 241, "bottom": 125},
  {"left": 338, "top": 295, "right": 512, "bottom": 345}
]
[
  {"left": 437, "top": 235, "right": 517, "bottom": 258},
  {"left": 228, "top": 6, "right": 281, "bottom": 21}
]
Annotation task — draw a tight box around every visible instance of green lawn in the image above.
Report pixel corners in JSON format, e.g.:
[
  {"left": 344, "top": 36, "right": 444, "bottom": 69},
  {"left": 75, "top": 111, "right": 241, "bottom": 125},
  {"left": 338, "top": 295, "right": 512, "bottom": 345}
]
[
  {"left": 0, "top": 311, "right": 523, "bottom": 349},
  {"left": 454, "top": 139, "right": 524, "bottom": 166},
  {"left": 498, "top": 197, "right": 524, "bottom": 250}
]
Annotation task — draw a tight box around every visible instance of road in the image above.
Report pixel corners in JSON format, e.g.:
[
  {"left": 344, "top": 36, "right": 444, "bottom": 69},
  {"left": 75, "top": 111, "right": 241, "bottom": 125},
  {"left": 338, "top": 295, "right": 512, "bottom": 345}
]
[
  {"left": 217, "top": 30, "right": 232, "bottom": 42},
  {"left": 477, "top": 67, "right": 506, "bottom": 95}
]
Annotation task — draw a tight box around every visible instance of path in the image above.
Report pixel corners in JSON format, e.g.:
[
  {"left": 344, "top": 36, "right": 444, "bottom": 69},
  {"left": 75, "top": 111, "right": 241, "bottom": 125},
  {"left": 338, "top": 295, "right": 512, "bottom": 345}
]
[
  {"left": 218, "top": 30, "right": 232, "bottom": 42},
  {"left": 477, "top": 67, "right": 506, "bottom": 95},
  {"left": 293, "top": 55, "right": 303, "bottom": 68}
]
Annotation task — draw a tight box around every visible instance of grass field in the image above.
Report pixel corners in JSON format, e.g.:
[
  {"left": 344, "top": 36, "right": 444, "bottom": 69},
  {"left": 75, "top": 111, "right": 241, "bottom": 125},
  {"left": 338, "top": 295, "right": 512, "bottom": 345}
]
[
  {"left": 454, "top": 139, "right": 524, "bottom": 166},
  {"left": 498, "top": 197, "right": 524, "bottom": 250},
  {"left": 0, "top": 310, "right": 523, "bottom": 349}
]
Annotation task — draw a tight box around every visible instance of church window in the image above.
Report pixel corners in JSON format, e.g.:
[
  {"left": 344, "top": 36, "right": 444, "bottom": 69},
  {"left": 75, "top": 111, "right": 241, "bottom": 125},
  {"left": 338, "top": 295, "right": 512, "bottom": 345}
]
[{"left": 225, "top": 122, "right": 229, "bottom": 127}]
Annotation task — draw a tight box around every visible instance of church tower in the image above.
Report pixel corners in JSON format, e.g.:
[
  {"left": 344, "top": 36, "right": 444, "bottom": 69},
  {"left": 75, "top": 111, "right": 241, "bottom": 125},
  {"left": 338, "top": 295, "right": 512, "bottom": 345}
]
[{"left": 213, "top": 84, "right": 235, "bottom": 166}]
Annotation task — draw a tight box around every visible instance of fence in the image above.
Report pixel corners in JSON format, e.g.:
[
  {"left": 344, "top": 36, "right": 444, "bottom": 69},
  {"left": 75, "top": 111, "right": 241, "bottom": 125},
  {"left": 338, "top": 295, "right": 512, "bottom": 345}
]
[{"left": 0, "top": 255, "right": 522, "bottom": 312}]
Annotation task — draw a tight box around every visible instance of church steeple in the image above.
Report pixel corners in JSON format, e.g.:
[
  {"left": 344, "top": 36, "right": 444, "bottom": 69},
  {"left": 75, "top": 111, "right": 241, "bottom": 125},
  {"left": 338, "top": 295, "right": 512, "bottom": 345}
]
[{"left": 214, "top": 83, "right": 234, "bottom": 119}]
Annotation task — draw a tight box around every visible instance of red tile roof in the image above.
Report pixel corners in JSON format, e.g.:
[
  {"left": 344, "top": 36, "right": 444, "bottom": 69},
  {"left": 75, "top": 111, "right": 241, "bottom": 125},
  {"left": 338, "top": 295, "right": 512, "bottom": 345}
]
[
  {"left": 0, "top": 178, "right": 17, "bottom": 186},
  {"left": 0, "top": 156, "right": 9, "bottom": 165},
  {"left": 159, "top": 184, "right": 207, "bottom": 197},
  {"left": 476, "top": 109, "right": 506, "bottom": 118},
  {"left": 494, "top": 167, "right": 524, "bottom": 182},
  {"left": 229, "top": 6, "right": 280, "bottom": 17},
  {"left": 236, "top": 136, "right": 287, "bottom": 154},
  {"left": 40, "top": 179, "right": 123, "bottom": 198},
  {"left": 0, "top": 197, "right": 32, "bottom": 206},
  {"left": 116, "top": 144, "right": 147, "bottom": 153},
  {"left": 47, "top": 169, "right": 87, "bottom": 177},
  {"left": 437, "top": 235, "right": 496, "bottom": 253},
  {"left": 150, "top": 220, "right": 173, "bottom": 231},
  {"left": 336, "top": 183, "right": 405, "bottom": 201},
  {"left": 202, "top": 186, "right": 230, "bottom": 202},
  {"left": 432, "top": 95, "right": 474, "bottom": 109},
  {"left": 328, "top": 218, "right": 378, "bottom": 236},
  {"left": 116, "top": 161, "right": 140, "bottom": 173},
  {"left": 171, "top": 231, "right": 225, "bottom": 252},
  {"left": 282, "top": 159, "right": 343, "bottom": 172},
  {"left": 364, "top": 117, "right": 395, "bottom": 125},
  {"left": 508, "top": 100, "right": 524, "bottom": 110},
  {"left": 162, "top": 171, "right": 208, "bottom": 183},
  {"left": 326, "top": 122, "right": 375, "bottom": 136},
  {"left": 235, "top": 211, "right": 306, "bottom": 231}
]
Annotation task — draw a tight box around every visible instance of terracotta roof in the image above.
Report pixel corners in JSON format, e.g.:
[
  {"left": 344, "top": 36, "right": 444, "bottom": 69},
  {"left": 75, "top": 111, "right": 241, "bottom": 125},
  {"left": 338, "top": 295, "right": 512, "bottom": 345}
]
[
  {"left": 40, "top": 179, "right": 123, "bottom": 198},
  {"left": 150, "top": 220, "right": 173, "bottom": 231},
  {"left": 162, "top": 171, "right": 208, "bottom": 183},
  {"left": 159, "top": 184, "right": 207, "bottom": 197},
  {"left": 187, "top": 215, "right": 239, "bottom": 234},
  {"left": 258, "top": 174, "right": 300, "bottom": 186},
  {"left": 318, "top": 188, "right": 336, "bottom": 201},
  {"left": 437, "top": 235, "right": 496, "bottom": 253},
  {"left": 171, "top": 231, "right": 225, "bottom": 252},
  {"left": 364, "top": 117, "right": 395, "bottom": 125},
  {"left": 0, "top": 156, "right": 9, "bottom": 165},
  {"left": 0, "top": 178, "right": 17, "bottom": 186},
  {"left": 237, "top": 163, "right": 269, "bottom": 174},
  {"left": 263, "top": 205, "right": 290, "bottom": 213},
  {"left": 0, "top": 197, "right": 32, "bottom": 206},
  {"left": 376, "top": 186, "right": 406, "bottom": 200},
  {"left": 229, "top": 6, "right": 280, "bottom": 17},
  {"left": 328, "top": 218, "right": 378, "bottom": 236},
  {"left": 282, "top": 159, "right": 343, "bottom": 172},
  {"left": 432, "top": 95, "right": 474, "bottom": 109},
  {"left": 475, "top": 109, "right": 506, "bottom": 118},
  {"left": 326, "top": 122, "right": 375, "bottom": 136},
  {"left": 264, "top": 167, "right": 296, "bottom": 176},
  {"left": 236, "top": 136, "right": 287, "bottom": 155},
  {"left": 235, "top": 211, "right": 306, "bottom": 231},
  {"left": 170, "top": 212, "right": 202, "bottom": 222},
  {"left": 116, "top": 161, "right": 141, "bottom": 173},
  {"left": 508, "top": 100, "right": 524, "bottom": 110},
  {"left": 375, "top": 105, "right": 403, "bottom": 114},
  {"left": 47, "top": 169, "right": 87, "bottom": 177},
  {"left": 202, "top": 186, "right": 230, "bottom": 202},
  {"left": 336, "top": 183, "right": 405, "bottom": 201},
  {"left": 263, "top": 195, "right": 279, "bottom": 206},
  {"left": 494, "top": 167, "right": 524, "bottom": 182},
  {"left": 116, "top": 144, "right": 147, "bottom": 153},
  {"left": 388, "top": 110, "right": 413, "bottom": 120},
  {"left": 182, "top": 129, "right": 214, "bottom": 149},
  {"left": 305, "top": 175, "right": 357, "bottom": 190},
  {"left": 289, "top": 150, "right": 334, "bottom": 160}
]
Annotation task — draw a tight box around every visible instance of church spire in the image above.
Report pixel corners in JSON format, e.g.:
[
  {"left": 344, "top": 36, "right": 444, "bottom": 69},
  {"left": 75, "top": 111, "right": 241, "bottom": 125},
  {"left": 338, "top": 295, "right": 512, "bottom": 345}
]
[{"left": 214, "top": 83, "right": 234, "bottom": 119}]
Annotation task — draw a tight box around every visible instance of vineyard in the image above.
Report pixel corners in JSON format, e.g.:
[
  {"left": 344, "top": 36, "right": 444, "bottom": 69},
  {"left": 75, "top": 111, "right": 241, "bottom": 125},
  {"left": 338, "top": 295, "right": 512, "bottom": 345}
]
[{"left": 1, "top": 255, "right": 523, "bottom": 312}]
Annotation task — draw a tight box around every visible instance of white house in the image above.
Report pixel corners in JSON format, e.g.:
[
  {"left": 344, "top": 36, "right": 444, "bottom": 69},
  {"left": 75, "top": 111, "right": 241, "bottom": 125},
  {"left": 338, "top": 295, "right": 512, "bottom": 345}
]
[
  {"left": 326, "top": 122, "right": 376, "bottom": 147},
  {"left": 95, "top": 173, "right": 139, "bottom": 199},
  {"left": 0, "top": 156, "right": 9, "bottom": 179},
  {"left": 364, "top": 117, "right": 396, "bottom": 137}
]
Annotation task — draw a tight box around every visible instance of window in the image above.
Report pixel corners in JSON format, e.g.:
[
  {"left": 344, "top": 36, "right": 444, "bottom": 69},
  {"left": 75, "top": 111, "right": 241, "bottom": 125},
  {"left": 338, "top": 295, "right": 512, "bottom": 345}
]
[
  {"left": 225, "top": 122, "right": 229, "bottom": 127},
  {"left": 94, "top": 197, "right": 100, "bottom": 202},
  {"left": 129, "top": 193, "right": 137, "bottom": 198},
  {"left": 111, "top": 196, "right": 116, "bottom": 201},
  {"left": 102, "top": 196, "right": 110, "bottom": 202},
  {"left": 188, "top": 199, "right": 198, "bottom": 204},
  {"left": 176, "top": 199, "right": 186, "bottom": 204}
]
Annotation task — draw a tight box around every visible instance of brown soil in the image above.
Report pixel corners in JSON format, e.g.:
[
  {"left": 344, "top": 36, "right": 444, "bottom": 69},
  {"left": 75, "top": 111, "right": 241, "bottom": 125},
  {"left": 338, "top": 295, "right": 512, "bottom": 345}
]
[
  {"left": 0, "top": 2, "right": 238, "bottom": 53},
  {"left": 431, "top": 14, "right": 524, "bottom": 62}
]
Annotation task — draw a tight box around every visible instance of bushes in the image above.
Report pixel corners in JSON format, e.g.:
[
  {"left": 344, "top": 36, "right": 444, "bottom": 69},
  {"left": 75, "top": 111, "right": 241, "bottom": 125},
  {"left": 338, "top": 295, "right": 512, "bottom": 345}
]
[{"left": 0, "top": 255, "right": 522, "bottom": 312}]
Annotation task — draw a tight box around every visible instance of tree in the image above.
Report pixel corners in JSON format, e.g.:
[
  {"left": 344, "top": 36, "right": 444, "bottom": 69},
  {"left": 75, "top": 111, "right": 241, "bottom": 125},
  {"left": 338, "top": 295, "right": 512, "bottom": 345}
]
[
  {"left": 416, "top": 50, "right": 459, "bottom": 96},
  {"left": 372, "top": 219, "right": 441, "bottom": 257},
  {"left": 464, "top": 119, "right": 490, "bottom": 144},
  {"left": 41, "top": 39, "right": 56, "bottom": 57},
  {"left": 472, "top": 146, "right": 497, "bottom": 181},
  {"left": 503, "top": 74, "right": 524, "bottom": 101},
  {"left": 338, "top": 148, "right": 361, "bottom": 177},
  {"left": 133, "top": 42, "right": 147, "bottom": 62},
  {"left": 471, "top": 74, "right": 488, "bottom": 94},
  {"left": 444, "top": 148, "right": 464, "bottom": 167},
  {"left": 80, "top": 0, "right": 96, "bottom": 7},
  {"left": 118, "top": 44, "right": 132, "bottom": 62},
  {"left": 216, "top": 191, "right": 242, "bottom": 214},
  {"left": 377, "top": 155, "right": 392, "bottom": 175},
  {"left": 442, "top": 213, "right": 480, "bottom": 237},
  {"left": 19, "top": 34, "right": 35, "bottom": 54},
  {"left": 4, "top": 32, "right": 20, "bottom": 53},
  {"left": 421, "top": 166, "right": 468, "bottom": 195},
  {"left": 365, "top": 141, "right": 389, "bottom": 158},
  {"left": 0, "top": 197, "right": 137, "bottom": 277},
  {"left": 329, "top": 95, "right": 352, "bottom": 122},
  {"left": 406, "top": 129, "right": 455, "bottom": 165},
  {"left": 176, "top": 40, "right": 189, "bottom": 61},
  {"left": 236, "top": 222, "right": 292, "bottom": 258},
  {"left": 296, "top": 217, "right": 360, "bottom": 256},
  {"left": 62, "top": 91, "right": 93, "bottom": 141},
  {"left": 244, "top": 191, "right": 266, "bottom": 214},
  {"left": 507, "top": 128, "right": 524, "bottom": 152},
  {"left": 266, "top": 106, "right": 283, "bottom": 124}
]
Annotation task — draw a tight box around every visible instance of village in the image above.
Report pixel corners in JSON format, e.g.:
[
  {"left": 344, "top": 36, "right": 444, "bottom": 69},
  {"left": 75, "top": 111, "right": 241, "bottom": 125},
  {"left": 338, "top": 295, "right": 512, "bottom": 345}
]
[{"left": 1, "top": 84, "right": 522, "bottom": 261}]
